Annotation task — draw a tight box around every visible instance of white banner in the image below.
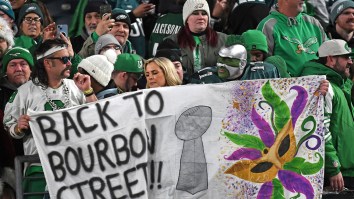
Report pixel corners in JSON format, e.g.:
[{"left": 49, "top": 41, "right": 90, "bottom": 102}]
[{"left": 29, "top": 76, "right": 325, "bottom": 199}]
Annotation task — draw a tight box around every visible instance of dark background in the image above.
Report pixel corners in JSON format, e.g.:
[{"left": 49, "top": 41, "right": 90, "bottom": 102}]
[{"left": 44, "top": 0, "right": 80, "bottom": 25}]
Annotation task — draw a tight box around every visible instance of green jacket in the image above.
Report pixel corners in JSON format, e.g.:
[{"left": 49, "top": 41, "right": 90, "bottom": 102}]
[
  {"left": 14, "top": 35, "right": 42, "bottom": 55},
  {"left": 301, "top": 61, "right": 354, "bottom": 177},
  {"left": 257, "top": 9, "right": 327, "bottom": 77}
]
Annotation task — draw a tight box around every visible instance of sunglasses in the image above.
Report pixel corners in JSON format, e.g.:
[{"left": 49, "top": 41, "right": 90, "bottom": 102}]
[
  {"left": 23, "top": 17, "right": 41, "bottom": 24},
  {"left": 46, "top": 56, "right": 72, "bottom": 64}
]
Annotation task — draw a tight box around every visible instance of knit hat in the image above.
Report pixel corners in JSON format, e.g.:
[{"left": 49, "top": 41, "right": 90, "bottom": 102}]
[
  {"left": 84, "top": 0, "right": 105, "bottom": 16},
  {"left": 2, "top": 47, "right": 34, "bottom": 73},
  {"left": 158, "top": 38, "right": 180, "bottom": 51},
  {"left": 241, "top": 30, "right": 268, "bottom": 53},
  {"left": 0, "top": 17, "right": 14, "bottom": 47},
  {"left": 155, "top": 49, "right": 182, "bottom": 62},
  {"left": 77, "top": 50, "right": 116, "bottom": 87},
  {"left": 330, "top": 0, "right": 354, "bottom": 25},
  {"left": 111, "top": 8, "right": 131, "bottom": 29},
  {"left": 225, "top": 34, "right": 243, "bottom": 47},
  {"left": 155, "top": 38, "right": 182, "bottom": 62},
  {"left": 18, "top": 3, "right": 43, "bottom": 26},
  {"left": 318, "top": 39, "right": 354, "bottom": 57},
  {"left": 0, "top": 0, "right": 14, "bottom": 20},
  {"left": 182, "top": 0, "right": 210, "bottom": 25},
  {"left": 114, "top": 53, "right": 144, "bottom": 73},
  {"left": 95, "top": 34, "right": 121, "bottom": 54}
]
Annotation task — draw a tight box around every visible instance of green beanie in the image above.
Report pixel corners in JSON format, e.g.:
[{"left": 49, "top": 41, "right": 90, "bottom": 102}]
[
  {"left": 241, "top": 30, "right": 268, "bottom": 53},
  {"left": 114, "top": 53, "right": 143, "bottom": 73},
  {"left": 2, "top": 47, "right": 34, "bottom": 73},
  {"left": 225, "top": 34, "right": 243, "bottom": 47}
]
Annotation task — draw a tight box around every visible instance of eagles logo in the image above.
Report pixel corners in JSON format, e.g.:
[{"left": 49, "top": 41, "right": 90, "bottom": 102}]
[
  {"left": 337, "top": 4, "right": 344, "bottom": 14},
  {"left": 26, "top": 6, "right": 37, "bottom": 13},
  {"left": 194, "top": 3, "right": 204, "bottom": 9},
  {"left": 9, "top": 53, "right": 21, "bottom": 57},
  {"left": 0, "top": 5, "right": 9, "bottom": 11},
  {"left": 345, "top": 43, "right": 351, "bottom": 52},
  {"left": 115, "top": 14, "right": 127, "bottom": 20},
  {"left": 137, "top": 60, "right": 143, "bottom": 69},
  {"left": 282, "top": 35, "right": 318, "bottom": 54}
]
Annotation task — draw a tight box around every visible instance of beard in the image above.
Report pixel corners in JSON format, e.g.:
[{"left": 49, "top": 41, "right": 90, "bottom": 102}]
[
  {"left": 60, "top": 65, "right": 72, "bottom": 78},
  {"left": 334, "top": 60, "right": 350, "bottom": 78},
  {"left": 85, "top": 25, "right": 96, "bottom": 35}
]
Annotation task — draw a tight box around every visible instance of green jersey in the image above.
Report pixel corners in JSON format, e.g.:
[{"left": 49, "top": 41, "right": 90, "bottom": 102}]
[{"left": 148, "top": 13, "right": 183, "bottom": 58}]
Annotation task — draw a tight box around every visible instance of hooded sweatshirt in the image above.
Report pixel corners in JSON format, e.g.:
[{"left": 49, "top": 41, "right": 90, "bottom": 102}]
[
  {"left": 257, "top": 8, "right": 327, "bottom": 77},
  {"left": 301, "top": 61, "right": 354, "bottom": 178}
]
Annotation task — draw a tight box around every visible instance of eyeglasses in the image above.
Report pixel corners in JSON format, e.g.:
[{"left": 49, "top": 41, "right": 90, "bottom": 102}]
[
  {"left": 101, "top": 45, "right": 121, "bottom": 52},
  {"left": 128, "top": 73, "right": 143, "bottom": 81},
  {"left": 46, "top": 56, "right": 72, "bottom": 64},
  {"left": 23, "top": 17, "right": 41, "bottom": 24}
]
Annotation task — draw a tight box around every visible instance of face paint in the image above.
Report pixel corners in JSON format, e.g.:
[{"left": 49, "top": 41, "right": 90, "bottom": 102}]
[
  {"left": 217, "top": 44, "right": 247, "bottom": 80},
  {"left": 217, "top": 66, "right": 230, "bottom": 79},
  {"left": 217, "top": 56, "right": 244, "bottom": 80}
]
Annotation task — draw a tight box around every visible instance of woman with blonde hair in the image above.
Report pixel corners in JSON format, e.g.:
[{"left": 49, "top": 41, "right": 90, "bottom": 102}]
[{"left": 145, "top": 57, "right": 182, "bottom": 88}]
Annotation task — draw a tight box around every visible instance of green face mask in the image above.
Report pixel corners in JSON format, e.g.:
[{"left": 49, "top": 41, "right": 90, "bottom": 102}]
[{"left": 217, "top": 56, "right": 244, "bottom": 80}]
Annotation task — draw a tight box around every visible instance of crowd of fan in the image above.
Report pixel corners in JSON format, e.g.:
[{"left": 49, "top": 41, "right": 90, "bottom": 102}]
[{"left": 0, "top": 0, "right": 353, "bottom": 198}]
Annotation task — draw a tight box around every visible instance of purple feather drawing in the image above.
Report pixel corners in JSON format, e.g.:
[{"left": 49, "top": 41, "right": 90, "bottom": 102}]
[
  {"left": 251, "top": 107, "right": 275, "bottom": 148},
  {"left": 278, "top": 170, "right": 314, "bottom": 199},
  {"left": 224, "top": 148, "right": 262, "bottom": 161},
  {"left": 256, "top": 182, "right": 273, "bottom": 199},
  {"left": 290, "top": 86, "right": 308, "bottom": 126}
]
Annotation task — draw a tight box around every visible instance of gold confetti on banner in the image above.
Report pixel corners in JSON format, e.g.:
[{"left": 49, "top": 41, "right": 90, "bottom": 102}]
[{"left": 233, "top": 100, "right": 240, "bottom": 110}]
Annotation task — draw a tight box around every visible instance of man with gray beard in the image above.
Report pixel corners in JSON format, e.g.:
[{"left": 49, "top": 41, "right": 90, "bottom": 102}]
[{"left": 70, "top": 1, "right": 106, "bottom": 53}]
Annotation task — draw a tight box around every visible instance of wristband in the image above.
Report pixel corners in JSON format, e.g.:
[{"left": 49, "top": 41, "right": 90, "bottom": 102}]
[{"left": 83, "top": 87, "right": 94, "bottom": 96}]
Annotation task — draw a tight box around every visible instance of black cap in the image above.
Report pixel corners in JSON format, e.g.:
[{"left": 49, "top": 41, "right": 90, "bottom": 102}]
[{"left": 84, "top": 0, "right": 107, "bottom": 16}]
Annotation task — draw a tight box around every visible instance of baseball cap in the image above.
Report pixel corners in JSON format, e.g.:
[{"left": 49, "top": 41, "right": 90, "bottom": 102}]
[
  {"left": 114, "top": 53, "right": 144, "bottom": 73},
  {"left": 318, "top": 39, "right": 354, "bottom": 57}
]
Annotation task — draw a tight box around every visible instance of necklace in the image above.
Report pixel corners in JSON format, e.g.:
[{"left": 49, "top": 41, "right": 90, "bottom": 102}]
[{"left": 40, "top": 81, "right": 71, "bottom": 110}]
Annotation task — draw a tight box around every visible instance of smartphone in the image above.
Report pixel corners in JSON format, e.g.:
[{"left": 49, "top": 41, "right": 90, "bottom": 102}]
[
  {"left": 56, "top": 24, "right": 68, "bottom": 38},
  {"left": 100, "top": 4, "right": 112, "bottom": 18}
]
